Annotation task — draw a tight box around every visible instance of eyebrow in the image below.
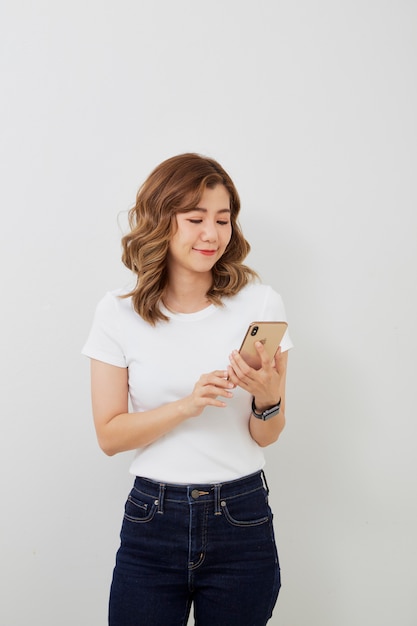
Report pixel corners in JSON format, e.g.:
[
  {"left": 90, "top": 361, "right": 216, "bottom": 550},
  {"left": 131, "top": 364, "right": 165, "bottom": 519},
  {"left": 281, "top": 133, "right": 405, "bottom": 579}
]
[{"left": 189, "top": 207, "right": 231, "bottom": 214}]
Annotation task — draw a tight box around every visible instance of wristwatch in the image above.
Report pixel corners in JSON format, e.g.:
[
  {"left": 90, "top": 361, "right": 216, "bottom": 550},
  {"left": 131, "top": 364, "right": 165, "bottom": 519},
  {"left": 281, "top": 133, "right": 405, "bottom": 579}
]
[{"left": 251, "top": 397, "right": 281, "bottom": 421}]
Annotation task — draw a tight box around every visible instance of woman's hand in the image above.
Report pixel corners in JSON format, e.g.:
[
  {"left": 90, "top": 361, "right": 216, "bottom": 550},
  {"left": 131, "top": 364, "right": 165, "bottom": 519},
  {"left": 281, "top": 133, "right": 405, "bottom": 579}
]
[
  {"left": 91, "top": 361, "right": 235, "bottom": 455},
  {"left": 227, "top": 342, "right": 288, "bottom": 447},
  {"left": 180, "top": 370, "right": 235, "bottom": 419},
  {"left": 227, "top": 342, "right": 286, "bottom": 411}
]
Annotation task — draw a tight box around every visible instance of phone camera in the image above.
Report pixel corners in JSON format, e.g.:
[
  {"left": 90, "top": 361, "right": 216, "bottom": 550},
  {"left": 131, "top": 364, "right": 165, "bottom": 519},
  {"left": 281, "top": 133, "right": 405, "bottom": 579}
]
[{"left": 251, "top": 326, "right": 259, "bottom": 336}]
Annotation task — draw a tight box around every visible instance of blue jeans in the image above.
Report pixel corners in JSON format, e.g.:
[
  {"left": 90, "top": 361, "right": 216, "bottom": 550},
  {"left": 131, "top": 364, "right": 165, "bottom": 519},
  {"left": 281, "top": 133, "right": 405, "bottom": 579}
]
[{"left": 109, "top": 471, "right": 280, "bottom": 625}]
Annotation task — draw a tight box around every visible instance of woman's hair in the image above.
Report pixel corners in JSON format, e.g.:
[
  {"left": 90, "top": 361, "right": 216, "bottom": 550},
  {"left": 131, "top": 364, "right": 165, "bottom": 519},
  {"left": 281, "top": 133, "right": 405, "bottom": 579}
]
[{"left": 121, "top": 153, "right": 258, "bottom": 324}]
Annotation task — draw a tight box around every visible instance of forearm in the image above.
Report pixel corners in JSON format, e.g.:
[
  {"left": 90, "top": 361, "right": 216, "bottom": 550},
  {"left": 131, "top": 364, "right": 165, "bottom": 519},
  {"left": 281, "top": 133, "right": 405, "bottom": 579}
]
[
  {"left": 249, "top": 409, "right": 285, "bottom": 447},
  {"left": 96, "top": 399, "right": 190, "bottom": 456},
  {"left": 91, "top": 361, "right": 234, "bottom": 456},
  {"left": 227, "top": 344, "right": 289, "bottom": 448},
  {"left": 248, "top": 369, "right": 287, "bottom": 447}
]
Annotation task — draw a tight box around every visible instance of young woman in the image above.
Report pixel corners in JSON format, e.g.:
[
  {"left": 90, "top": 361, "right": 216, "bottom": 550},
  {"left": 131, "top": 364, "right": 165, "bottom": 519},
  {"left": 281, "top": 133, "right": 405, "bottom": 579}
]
[{"left": 82, "top": 153, "right": 293, "bottom": 625}]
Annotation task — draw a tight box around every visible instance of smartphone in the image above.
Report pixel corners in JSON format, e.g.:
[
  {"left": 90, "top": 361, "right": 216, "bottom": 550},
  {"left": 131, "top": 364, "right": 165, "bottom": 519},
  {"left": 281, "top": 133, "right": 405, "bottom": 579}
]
[{"left": 239, "top": 321, "right": 288, "bottom": 370}]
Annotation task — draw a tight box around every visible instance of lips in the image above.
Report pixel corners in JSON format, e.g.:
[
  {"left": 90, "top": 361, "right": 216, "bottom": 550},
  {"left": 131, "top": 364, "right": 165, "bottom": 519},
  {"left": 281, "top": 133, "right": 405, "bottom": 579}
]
[{"left": 193, "top": 249, "right": 217, "bottom": 256}]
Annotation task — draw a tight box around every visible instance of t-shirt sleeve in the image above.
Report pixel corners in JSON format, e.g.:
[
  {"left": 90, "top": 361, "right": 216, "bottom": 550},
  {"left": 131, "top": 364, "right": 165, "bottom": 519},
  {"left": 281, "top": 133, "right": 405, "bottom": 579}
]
[
  {"left": 262, "top": 286, "right": 294, "bottom": 353},
  {"left": 81, "top": 292, "right": 127, "bottom": 368}
]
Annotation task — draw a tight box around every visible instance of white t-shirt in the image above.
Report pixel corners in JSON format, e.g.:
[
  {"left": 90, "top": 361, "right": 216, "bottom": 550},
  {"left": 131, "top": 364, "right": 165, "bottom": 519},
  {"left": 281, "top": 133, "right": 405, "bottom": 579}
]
[{"left": 82, "top": 282, "right": 293, "bottom": 483}]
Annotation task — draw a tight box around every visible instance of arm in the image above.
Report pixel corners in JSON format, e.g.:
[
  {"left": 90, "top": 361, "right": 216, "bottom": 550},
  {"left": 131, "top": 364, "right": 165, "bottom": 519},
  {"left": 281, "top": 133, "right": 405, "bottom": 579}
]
[
  {"left": 90, "top": 359, "right": 234, "bottom": 456},
  {"left": 227, "top": 344, "right": 289, "bottom": 448}
]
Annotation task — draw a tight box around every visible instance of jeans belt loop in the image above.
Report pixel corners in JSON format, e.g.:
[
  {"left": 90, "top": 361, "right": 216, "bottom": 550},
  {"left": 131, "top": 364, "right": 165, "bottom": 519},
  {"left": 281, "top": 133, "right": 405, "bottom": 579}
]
[
  {"left": 214, "top": 484, "right": 222, "bottom": 516},
  {"left": 261, "top": 470, "right": 270, "bottom": 495},
  {"left": 157, "top": 483, "right": 166, "bottom": 514}
]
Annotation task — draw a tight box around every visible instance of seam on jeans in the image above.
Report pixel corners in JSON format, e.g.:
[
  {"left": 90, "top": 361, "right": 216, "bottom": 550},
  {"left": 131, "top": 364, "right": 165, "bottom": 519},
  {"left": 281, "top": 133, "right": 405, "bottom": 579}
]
[
  {"left": 265, "top": 537, "right": 281, "bottom": 620},
  {"left": 132, "top": 486, "right": 158, "bottom": 499},
  {"left": 124, "top": 497, "right": 158, "bottom": 523},
  {"left": 181, "top": 596, "right": 193, "bottom": 625},
  {"left": 133, "top": 476, "right": 264, "bottom": 503},
  {"left": 126, "top": 495, "right": 148, "bottom": 511},
  {"left": 160, "top": 484, "right": 265, "bottom": 505},
  {"left": 188, "top": 551, "right": 205, "bottom": 570},
  {"left": 219, "top": 485, "right": 265, "bottom": 502},
  {"left": 214, "top": 484, "right": 222, "bottom": 515},
  {"left": 261, "top": 469, "right": 270, "bottom": 494},
  {"left": 157, "top": 483, "right": 166, "bottom": 514},
  {"left": 221, "top": 509, "right": 269, "bottom": 527},
  {"left": 220, "top": 499, "right": 269, "bottom": 527},
  {"left": 188, "top": 503, "right": 208, "bottom": 571}
]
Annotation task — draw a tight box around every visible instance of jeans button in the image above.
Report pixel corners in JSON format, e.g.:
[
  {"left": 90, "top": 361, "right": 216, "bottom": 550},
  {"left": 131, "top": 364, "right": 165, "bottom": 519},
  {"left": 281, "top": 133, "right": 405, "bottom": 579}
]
[{"left": 191, "top": 489, "right": 200, "bottom": 499}]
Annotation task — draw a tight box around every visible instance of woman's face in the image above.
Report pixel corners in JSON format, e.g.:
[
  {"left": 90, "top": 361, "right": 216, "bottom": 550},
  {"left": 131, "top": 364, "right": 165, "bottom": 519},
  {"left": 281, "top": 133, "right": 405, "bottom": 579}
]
[{"left": 167, "top": 185, "right": 232, "bottom": 279}]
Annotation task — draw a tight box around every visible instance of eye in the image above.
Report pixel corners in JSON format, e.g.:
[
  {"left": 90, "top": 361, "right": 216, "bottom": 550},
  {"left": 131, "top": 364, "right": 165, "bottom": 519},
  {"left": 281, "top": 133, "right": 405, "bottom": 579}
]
[
  {"left": 188, "top": 219, "right": 203, "bottom": 224},
  {"left": 217, "top": 220, "right": 230, "bottom": 226}
]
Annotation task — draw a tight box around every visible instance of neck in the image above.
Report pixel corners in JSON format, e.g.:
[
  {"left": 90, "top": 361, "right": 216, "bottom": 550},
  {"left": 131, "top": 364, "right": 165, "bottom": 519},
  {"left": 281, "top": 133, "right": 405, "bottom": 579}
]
[{"left": 164, "top": 273, "right": 213, "bottom": 314}]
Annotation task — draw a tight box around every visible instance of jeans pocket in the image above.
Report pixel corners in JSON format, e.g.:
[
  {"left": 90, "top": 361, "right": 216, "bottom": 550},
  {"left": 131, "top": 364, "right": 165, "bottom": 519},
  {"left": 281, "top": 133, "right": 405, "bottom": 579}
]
[
  {"left": 220, "top": 488, "right": 270, "bottom": 527},
  {"left": 123, "top": 489, "right": 158, "bottom": 524}
]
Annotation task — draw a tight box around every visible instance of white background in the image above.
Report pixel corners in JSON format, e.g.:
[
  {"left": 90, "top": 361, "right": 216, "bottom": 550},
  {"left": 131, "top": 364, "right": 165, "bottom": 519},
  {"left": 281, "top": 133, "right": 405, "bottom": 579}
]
[{"left": 1, "top": 1, "right": 416, "bottom": 625}]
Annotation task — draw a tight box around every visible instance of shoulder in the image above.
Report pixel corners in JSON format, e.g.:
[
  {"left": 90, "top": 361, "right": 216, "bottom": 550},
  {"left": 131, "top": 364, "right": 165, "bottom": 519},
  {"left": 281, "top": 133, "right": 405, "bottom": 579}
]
[
  {"left": 95, "top": 287, "right": 134, "bottom": 315},
  {"left": 88, "top": 288, "right": 142, "bottom": 335},
  {"left": 221, "top": 282, "right": 286, "bottom": 319},
  {"left": 228, "top": 282, "right": 281, "bottom": 306}
]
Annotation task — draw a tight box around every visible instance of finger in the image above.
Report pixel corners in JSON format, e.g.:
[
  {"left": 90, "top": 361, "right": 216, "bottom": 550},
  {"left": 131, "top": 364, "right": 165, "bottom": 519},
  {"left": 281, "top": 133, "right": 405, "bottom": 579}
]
[
  {"left": 199, "top": 371, "right": 230, "bottom": 390},
  {"left": 199, "top": 381, "right": 234, "bottom": 398},
  {"left": 254, "top": 341, "right": 274, "bottom": 370},
  {"left": 215, "top": 369, "right": 230, "bottom": 380},
  {"left": 209, "top": 372, "right": 236, "bottom": 391},
  {"left": 228, "top": 354, "right": 246, "bottom": 381},
  {"left": 227, "top": 365, "right": 239, "bottom": 385},
  {"left": 229, "top": 350, "right": 253, "bottom": 378},
  {"left": 273, "top": 347, "right": 285, "bottom": 372},
  {"left": 201, "top": 370, "right": 229, "bottom": 382},
  {"left": 228, "top": 355, "right": 255, "bottom": 392},
  {"left": 195, "top": 396, "right": 229, "bottom": 409}
]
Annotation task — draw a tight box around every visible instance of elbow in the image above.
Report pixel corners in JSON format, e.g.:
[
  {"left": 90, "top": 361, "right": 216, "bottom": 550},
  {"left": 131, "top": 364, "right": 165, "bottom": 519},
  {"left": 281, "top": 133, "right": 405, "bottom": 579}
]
[
  {"left": 101, "top": 445, "right": 118, "bottom": 457},
  {"left": 257, "top": 431, "right": 281, "bottom": 448},
  {"left": 99, "top": 442, "right": 117, "bottom": 457},
  {"left": 251, "top": 415, "right": 286, "bottom": 447},
  {"left": 97, "top": 433, "right": 118, "bottom": 457}
]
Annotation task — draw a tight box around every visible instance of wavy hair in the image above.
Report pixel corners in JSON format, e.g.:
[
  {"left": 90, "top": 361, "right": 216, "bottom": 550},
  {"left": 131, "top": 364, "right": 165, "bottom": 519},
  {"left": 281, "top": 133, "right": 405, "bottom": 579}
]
[{"left": 121, "top": 153, "right": 258, "bottom": 324}]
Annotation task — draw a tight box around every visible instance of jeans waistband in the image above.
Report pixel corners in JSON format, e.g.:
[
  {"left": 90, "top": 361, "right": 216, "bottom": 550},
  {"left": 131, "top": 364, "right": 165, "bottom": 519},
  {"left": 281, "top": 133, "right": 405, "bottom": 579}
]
[{"left": 132, "top": 470, "right": 268, "bottom": 513}]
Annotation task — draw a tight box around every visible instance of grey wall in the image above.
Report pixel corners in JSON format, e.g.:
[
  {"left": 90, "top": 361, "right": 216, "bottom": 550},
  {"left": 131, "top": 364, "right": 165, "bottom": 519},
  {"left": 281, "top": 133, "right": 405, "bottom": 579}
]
[{"left": 1, "top": 1, "right": 416, "bottom": 624}]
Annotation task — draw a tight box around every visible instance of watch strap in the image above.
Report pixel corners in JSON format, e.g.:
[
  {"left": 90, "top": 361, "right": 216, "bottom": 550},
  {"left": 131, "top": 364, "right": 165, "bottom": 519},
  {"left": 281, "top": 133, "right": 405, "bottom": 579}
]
[{"left": 251, "top": 397, "right": 281, "bottom": 421}]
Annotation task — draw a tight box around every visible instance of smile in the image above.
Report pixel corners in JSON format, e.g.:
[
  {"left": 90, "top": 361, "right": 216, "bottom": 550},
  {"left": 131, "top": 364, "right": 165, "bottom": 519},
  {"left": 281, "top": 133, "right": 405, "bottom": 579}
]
[{"left": 193, "top": 249, "right": 218, "bottom": 256}]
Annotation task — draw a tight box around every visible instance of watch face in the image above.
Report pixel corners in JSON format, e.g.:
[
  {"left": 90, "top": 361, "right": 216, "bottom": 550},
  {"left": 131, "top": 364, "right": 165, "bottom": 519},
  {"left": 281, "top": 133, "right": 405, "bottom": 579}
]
[
  {"left": 262, "top": 406, "right": 280, "bottom": 420},
  {"left": 252, "top": 398, "right": 281, "bottom": 420}
]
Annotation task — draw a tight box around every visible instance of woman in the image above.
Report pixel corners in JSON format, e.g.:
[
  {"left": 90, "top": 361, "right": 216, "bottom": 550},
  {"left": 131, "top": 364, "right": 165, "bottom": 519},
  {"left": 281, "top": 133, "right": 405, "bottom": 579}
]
[{"left": 82, "top": 153, "right": 293, "bottom": 625}]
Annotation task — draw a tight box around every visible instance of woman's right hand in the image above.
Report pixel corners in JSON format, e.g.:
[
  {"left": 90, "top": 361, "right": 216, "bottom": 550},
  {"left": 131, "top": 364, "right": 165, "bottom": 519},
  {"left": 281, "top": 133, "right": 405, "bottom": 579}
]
[
  {"left": 180, "top": 370, "right": 235, "bottom": 419},
  {"left": 90, "top": 361, "right": 235, "bottom": 456}
]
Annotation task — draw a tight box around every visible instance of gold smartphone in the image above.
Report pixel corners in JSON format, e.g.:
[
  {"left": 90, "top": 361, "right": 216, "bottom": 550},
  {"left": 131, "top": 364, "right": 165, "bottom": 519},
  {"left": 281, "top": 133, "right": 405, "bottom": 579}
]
[{"left": 239, "top": 321, "right": 288, "bottom": 370}]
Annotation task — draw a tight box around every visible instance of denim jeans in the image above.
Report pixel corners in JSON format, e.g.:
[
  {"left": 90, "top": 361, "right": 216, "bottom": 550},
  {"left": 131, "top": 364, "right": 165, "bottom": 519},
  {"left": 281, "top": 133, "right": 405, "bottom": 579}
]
[{"left": 109, "top": 471, "right": 280, "bottom": 625}]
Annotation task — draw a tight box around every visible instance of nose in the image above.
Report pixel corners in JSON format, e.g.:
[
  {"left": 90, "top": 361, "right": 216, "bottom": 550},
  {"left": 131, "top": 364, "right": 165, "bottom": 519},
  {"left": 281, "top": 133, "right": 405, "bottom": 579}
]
[{"left": 201, "top": 220, "right": 218, "bottom": 242}]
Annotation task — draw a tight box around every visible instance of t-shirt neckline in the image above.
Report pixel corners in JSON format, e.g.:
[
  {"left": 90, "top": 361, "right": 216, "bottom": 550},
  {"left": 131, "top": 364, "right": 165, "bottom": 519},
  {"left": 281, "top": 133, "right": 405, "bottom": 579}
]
[{"left": 159, "top": 303, "right": 216, "bottom": 322}]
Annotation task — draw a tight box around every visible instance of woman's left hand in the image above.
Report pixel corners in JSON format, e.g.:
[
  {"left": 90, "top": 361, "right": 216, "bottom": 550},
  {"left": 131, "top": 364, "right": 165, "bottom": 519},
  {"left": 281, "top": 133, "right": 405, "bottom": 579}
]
[{"left": 227, "top": 342, "right": 285, "bottom": 410}]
